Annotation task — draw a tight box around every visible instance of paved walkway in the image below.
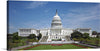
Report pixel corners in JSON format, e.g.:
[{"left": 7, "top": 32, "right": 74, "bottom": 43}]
[
  {"left": 11, "top": 44, "right": 33, "bottom": 51},
  {"left": 78, "top": 43, "right": 99, "bottom": 48}
]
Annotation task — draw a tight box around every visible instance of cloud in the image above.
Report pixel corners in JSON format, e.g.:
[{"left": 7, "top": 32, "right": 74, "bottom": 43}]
[
  {"left": 20, "top": 20, "right": 50, "bottom": 30},
  {"left": 61, "top": 4, "right": 100, "bottom": 32},
  {"left": 27, "top": 1, "right": 48, "bottom": 9}
]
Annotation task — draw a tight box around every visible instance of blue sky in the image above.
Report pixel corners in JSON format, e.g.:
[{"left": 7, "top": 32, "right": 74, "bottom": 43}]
[{"left": 8, "top": 1, "right": 100, "bottom": 33}]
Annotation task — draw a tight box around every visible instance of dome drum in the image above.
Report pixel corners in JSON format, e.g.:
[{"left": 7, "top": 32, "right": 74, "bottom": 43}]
[{"left": 51, "top": 10, "right": 62, "bottom": 28}]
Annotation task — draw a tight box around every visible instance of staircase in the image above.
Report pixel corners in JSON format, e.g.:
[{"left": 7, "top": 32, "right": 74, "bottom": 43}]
[
  {"left": 39, "top": 36, "right": 48, "bottom": 42},
  {"left": 65, "top": 36, "right": 71, "bottom": 41}
]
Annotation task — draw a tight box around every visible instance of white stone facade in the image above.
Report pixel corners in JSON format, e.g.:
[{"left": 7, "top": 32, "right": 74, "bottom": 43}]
[
  {"left": 18, "top": 28, "right": 38, "bottom": 37},
  {"left": 18, "top": 10, "right": 92, "bottom": 42},
  {"left": 76, "top": 28, "right": 92, "bottom": 36}
]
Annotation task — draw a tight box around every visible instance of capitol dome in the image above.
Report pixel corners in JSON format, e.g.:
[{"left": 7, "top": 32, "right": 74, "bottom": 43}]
[{"left": 51, "top": 10, "right": 62, "bottom": 28}]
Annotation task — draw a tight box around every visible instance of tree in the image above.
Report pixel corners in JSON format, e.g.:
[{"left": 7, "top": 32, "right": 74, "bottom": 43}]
[
  {"left": 12, "top": 32, "right": 21, "bottom": 42},
  {"left": 83, "top": 33, "right": 89, "bottom": 39},
  {"left": 37, "top": 33, "right": 42, "bottom": 40},
  {"left": 96, "top": 33, "right": 100, "bottom": 38},
  {"left": 27, "top": 34, "right": 36, "bottom": 39},
  {"left": 71, "top": 31, "right": 83, "bottom": 39},
  {"left": 92, "top": 31, "right": 98, "bottom": 35}
]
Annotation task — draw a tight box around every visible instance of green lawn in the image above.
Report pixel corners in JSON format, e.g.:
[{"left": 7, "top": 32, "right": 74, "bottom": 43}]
[{"left": 20, "top": 44, "right": 88, "bottom": 50}]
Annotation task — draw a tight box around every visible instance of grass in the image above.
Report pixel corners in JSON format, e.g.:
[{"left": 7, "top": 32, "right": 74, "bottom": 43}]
[{"left": 19, "top": 44, "right": 89, "bottom": 50}]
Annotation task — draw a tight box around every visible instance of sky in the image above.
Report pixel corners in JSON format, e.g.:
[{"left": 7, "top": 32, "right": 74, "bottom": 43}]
[{"left": 8, "top": 1, "right": 100, "bottom": 34}]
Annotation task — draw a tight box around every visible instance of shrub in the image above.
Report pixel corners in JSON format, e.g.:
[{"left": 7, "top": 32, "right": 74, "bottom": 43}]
[
  {"left": 27, "top": 34, "right": 36, "bottom": 39},
  {"left": 52, "top": 39, "right": 61, "bottom": 41},
  {"left": 28, "top": 39, "right": 38, "bottom": 42},
  {"left": 13, "top": 40, "right": 21, "bottom": 43},
  {"left": 73, "top": 38, "right": 79, "bottom": 41},
  {"left": 71, "top": 31, "right": 83, "bottom": 39}
]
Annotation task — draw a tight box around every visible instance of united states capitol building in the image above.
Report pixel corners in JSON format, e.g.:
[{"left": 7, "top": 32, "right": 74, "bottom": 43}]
[{"left": 18, "top": 10, "right": 92, "bottom": 42}]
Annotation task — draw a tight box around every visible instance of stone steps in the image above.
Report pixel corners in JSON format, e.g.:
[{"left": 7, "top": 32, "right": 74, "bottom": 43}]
[
  {"left": 40, "top": 36, "right": 48, "bottom": 42},
  {"left": 65, "top": 36, "right": 71, "bottom": 41}
]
